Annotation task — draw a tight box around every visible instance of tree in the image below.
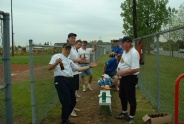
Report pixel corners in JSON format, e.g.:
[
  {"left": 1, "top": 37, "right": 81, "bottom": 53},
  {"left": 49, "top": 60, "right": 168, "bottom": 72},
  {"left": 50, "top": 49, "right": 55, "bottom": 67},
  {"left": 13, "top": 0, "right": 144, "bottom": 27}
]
[
  {"left": 120, "top": 0, "right": 175, "bottom": 53},
  {"left": 166, "top": 3, "right": 184, "bottom": 41},
  {"left": 121, "top": 0, "right": 173, "bottom": 37}
]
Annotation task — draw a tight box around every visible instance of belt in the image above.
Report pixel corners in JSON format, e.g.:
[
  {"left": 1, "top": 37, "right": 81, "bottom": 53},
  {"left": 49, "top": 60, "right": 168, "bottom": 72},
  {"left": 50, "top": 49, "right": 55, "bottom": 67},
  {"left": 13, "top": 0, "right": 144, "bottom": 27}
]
[{"left": 55, "top": 76, "right": 73, "bottom": 79}]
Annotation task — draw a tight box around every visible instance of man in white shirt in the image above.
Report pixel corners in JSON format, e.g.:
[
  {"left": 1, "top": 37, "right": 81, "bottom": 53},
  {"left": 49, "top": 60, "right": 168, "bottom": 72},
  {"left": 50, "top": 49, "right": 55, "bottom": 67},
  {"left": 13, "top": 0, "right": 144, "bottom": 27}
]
[
  {"left": 68, "top": 37, "right": 82, "bottom": 117},
  {"left": 78, "top": 40, "right": 97, "bottom": 92},
  {"left": 48, "top": 43, "right": 98, "bottom": 124},
  {"left": 115, "top": 36, "right": 140, "bottom": 124}
]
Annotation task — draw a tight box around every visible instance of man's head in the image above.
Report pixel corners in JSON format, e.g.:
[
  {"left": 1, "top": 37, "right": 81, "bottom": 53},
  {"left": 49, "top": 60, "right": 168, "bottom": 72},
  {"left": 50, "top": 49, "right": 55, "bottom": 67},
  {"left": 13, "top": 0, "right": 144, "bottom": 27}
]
[
  {"left": 67, "top": 33, "right": 77, "bottom": 46},
  {"left": 75, "top": 40, "right": 82, "bottom": 50},
  {"left": 62, "top": 43, "right": 71, "bottom": 57},
  {"left": 120, "top": 36, "right": 133, "bottom": 52},
  {"left": 113, "top": 40, "right": 119, "bottom": 47},
  {"left": 81, "top": 40, "right": 88, "bottom": 49}
]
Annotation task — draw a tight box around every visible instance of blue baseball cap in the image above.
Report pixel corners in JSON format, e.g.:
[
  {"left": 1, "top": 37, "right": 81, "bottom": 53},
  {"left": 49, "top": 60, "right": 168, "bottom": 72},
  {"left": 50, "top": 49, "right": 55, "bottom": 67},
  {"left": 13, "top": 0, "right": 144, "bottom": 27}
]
[
  {"left": 68, "top": 33, "right": 77, "bottom": 38},
  {"left": 120, "top": 36, "right": 133, "bottom": 43}
]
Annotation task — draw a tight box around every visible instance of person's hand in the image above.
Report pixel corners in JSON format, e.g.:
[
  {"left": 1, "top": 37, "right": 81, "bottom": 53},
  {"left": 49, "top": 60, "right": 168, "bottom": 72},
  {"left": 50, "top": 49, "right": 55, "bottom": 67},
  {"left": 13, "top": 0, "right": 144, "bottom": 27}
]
[
  {"left": 89, "top": 62, "right": 99, "bottom": 68},
  {"left": 56, "top": 58, "right": 62, "bottom": 64},
  {"left": 117, "top": 70, "right": 125, "bottom": 77},
  {"left": 109, "top": 52, "right": 115, "bottom": 57},
  {"left": 93, "top": 40, "right": 97, "bottom": 46},
  {"left": 76, "top": 58, "right": 83, "bottom": 63},
  {"left": 56, "top": 58, "right": 64, "bottom": 70}
]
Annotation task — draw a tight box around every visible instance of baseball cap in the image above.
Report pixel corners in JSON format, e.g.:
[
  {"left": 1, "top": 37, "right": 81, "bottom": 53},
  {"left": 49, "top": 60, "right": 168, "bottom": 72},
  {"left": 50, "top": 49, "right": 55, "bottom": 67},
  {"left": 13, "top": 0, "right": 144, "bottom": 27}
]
[
  {"left": 113, "top": 40, "right": 119, "bottom": 42},
  {"left": 82, "top": 40, "right": 88, "bottom": 43},
  {"left": 63, "top": 43, "right": 71, "bottom": 48},
  {"left": 120, "top": 36, "right": 133, "bottom": 43},
  {"left": 68, "top": 33, "right": 77, "bottom": 38}
]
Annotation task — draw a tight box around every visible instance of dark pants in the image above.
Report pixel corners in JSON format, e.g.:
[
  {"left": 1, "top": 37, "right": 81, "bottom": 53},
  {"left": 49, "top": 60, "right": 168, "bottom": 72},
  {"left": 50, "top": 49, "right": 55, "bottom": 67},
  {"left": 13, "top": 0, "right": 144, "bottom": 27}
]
[
  {"left": 119, "top": 75, "right": 138, "bottom": 116},
  {"left": 74, "top": 74, "right": 80, "bottom": 90},
  {"left": 54, "top": 76, "right": 76, "bottom": 123},
  {"left": 105, "top": 71, "right": 117, "bottom": 78}
]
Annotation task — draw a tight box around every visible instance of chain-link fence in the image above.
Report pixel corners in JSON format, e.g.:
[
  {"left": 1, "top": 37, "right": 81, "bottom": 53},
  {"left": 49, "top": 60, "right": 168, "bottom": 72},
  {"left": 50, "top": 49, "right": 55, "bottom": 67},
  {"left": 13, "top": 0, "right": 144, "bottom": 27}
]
[
  {"left": 136, "top": 25, "right": 184, "bottom": 122},
  {"left": 29, "top": 40, "right": 105, "bottom": 123},
  {"left": 9, "top": 40, "right": 106, "bottom": 124}
]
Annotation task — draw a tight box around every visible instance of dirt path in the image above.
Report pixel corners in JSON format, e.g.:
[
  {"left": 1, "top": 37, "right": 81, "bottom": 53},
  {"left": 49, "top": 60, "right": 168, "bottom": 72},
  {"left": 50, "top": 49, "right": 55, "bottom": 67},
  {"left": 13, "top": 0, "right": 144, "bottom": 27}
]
[{"left": 41, "top": 81, "right": 126, "bottom": 124}]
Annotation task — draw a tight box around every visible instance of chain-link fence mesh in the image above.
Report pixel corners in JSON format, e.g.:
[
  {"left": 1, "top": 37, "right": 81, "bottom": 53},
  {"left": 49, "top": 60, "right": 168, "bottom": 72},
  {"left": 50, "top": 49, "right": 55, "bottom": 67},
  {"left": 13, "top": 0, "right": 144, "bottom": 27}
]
[
  {"left": 7, "top": 41, "right": 106, "bottom": 124},
  {"left": 137, "top": 26, "right": 184, "bottom": 122}
]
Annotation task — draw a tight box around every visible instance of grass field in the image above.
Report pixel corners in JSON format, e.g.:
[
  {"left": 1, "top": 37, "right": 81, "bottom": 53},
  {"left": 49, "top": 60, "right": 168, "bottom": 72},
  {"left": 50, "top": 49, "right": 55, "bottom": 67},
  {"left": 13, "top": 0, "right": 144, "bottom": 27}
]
[{"left": 139, "top": 53, "right": 184, "bottom": 121}]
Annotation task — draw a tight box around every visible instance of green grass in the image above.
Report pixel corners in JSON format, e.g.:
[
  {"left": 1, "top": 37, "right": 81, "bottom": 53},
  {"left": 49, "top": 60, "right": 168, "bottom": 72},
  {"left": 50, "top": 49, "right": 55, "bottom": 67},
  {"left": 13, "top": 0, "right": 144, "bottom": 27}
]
[
  {"left": 0, "top": 54, "right": 53, "bottom": 64},
  {"left": 139, "top": 53, "right": 184, "bottom": 121}
]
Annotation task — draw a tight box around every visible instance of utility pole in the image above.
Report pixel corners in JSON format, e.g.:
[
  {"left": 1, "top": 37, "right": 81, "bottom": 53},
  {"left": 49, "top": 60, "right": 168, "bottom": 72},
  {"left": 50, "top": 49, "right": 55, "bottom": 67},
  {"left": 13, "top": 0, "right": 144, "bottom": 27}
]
[
  {"left": 132, "top": 0, "right": 138, "bottom": 48},
  {"left": 11, "top": 0, "right": 14, "bottom": 56}
]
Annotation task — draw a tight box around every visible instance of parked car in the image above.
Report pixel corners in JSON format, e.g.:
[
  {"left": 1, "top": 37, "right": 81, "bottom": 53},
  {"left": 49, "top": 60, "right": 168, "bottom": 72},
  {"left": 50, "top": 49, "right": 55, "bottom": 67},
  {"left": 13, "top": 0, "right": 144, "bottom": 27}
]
[{"left": 178, "top": 49, "right": 184, "bottom": 53}]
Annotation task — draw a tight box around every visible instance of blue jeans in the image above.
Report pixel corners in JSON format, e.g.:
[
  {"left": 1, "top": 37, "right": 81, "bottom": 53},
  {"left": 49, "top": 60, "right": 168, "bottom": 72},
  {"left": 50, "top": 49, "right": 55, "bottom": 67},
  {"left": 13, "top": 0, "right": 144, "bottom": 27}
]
[{"left": 54, "top": 76, "right": 76, "bottom": 123}]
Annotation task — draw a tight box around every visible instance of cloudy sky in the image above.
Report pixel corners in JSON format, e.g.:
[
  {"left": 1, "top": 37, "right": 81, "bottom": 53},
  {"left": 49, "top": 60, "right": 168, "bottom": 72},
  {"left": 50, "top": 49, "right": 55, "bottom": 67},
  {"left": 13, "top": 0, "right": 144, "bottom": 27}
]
[{"left": 0, "top": 0, "right": 183, "bottom": 46}]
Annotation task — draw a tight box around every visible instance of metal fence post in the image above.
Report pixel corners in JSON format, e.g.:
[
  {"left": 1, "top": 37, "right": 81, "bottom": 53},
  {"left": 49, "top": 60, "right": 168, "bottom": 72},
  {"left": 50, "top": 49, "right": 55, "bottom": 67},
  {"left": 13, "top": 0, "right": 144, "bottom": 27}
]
[
  {"left": 156, "top": 34, "right": 160, "bottom": 110},
  {"left": 3, "top": 12, "right": 13, "bottom": 124},
  {"left": 29, "top": 39, "right": 36, "bottom": 124}
]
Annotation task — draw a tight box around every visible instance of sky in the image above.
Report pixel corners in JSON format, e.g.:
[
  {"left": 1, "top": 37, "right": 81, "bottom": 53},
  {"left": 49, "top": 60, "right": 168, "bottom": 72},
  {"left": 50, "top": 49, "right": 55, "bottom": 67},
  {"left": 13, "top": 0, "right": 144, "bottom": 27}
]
[{"left": 0, "top": 0, "right": 183, "bottom": 46}]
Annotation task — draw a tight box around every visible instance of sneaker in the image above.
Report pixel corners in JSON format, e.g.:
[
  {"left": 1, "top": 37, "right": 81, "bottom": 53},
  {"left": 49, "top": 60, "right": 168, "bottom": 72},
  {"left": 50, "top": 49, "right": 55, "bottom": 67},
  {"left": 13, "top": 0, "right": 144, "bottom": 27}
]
[
  {"left": 74, "top": 108, "right": 80, "bottom": 112},
  {"left": 75, "top": 94, "right": 80, "bottom": 98},
  {"left": 115, "top": 112, "right": 128, "bottom": 119},
  {"left": 125, "top": 117, "right": 134, "bottom": 124},
  {"left": 83, "top": 87, "right": 86, "bottom": 92},
  {"left": 87, "top": 86, "right": 93, "bottom": 91},
  {"left": 62, "top": 120, "right": 75, "bottom": 124},
  {"left": 115, "top": 87, "right": 119, "bottom": 91},
  {"left": 70, "top": 110, "right": 77, "bottom": 117}
]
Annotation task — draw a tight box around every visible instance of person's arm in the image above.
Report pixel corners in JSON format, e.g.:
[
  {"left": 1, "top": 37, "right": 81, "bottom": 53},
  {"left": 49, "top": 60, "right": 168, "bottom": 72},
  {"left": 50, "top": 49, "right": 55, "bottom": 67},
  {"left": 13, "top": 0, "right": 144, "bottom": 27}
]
[
  {"left": 92, "top": 40, "right": 97, "bottom": 52},
  {"left": 102, "top": 64, "right": 107, "bottom": 74},
  {"left": 48, "top": 58, "right": 63, "bottom": 70},
  {"left": 117, "top": 68, "right": 139, "bottom": 76},
  {"left": 76, "top": 62, "right": 98, "bottom": 72},
  {"left": 70, "top": 58, "right": 82, "bottom": 63}
]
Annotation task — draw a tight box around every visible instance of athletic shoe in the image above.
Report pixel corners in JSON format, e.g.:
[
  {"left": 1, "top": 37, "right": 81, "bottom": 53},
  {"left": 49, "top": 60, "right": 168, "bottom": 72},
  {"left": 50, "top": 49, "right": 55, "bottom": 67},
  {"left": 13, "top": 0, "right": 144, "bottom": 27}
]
[
  {"left": 70, "top": 110, "right": 77, "bottom": 117},
  {"left": 83, "top": 87, "right": 86, "bottom": 92},
  {"left": 87, "top": 86, "right": 93, "bottom": 91},
  {"left": 61, "top": 120, "right": 75, "bottom": 124},
  {"left": 74, "top": 108, "right": 80, "bottom": 112},
  {"left": 75, "top": 94, "right": 80, "bottom": 98},
  {"left": 125, "top": 117, "right": 134, "bottom": 124},
  {"left": 115, "top": 112, "right": 128, "bottom": 119}
]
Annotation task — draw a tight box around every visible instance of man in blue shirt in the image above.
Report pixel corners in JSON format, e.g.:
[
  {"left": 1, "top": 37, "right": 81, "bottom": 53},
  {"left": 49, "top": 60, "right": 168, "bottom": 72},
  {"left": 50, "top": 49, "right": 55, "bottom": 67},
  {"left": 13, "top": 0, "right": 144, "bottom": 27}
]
[
  {"left": 109, "top": 40, "right": 123, "bottom": 57},
  {"left": 102, "top": 54, "right": 121, "bottom": 90}
]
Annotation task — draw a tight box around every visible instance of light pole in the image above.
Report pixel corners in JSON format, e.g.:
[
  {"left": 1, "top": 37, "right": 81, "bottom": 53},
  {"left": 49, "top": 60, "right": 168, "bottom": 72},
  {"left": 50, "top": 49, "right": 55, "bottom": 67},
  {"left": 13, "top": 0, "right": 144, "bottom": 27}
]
[
  {"left": 11, "top": 0, "right": 14, "bottom": 56},
  {"left": 132, "top": 0, "right": 138, "bottom": 48}
]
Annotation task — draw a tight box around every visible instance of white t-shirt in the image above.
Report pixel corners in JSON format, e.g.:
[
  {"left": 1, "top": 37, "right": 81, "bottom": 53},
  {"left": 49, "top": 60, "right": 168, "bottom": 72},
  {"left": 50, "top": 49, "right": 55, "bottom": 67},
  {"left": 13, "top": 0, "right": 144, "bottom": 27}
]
[
  {"left": 78, "top": 48, "right": 93, "bottom": 62},
  {"left": 69, "top": 46, "right": 81, "bottom": 75},
  {"left": 117, "top": 47, "right": 140, "bottom": 75},
  {"left": 49, "top": 53, "right": 78, "bottom": 77}
]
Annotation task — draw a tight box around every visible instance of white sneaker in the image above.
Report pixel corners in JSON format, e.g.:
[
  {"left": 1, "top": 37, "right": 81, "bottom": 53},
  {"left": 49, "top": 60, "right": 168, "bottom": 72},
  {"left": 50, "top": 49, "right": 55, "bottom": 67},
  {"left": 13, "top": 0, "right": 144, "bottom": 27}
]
[
  {"left": 74, "top": 108, "right": 80, "bottom": 112},
  {"left": 70, "top": 110, "right": 77, "bottom": 117},
  {"left": 87, "top": 86, "right": 93, "bottom": 91},
  {"left": 83, "top": 87, "right": 86, "bottom": 92},
  {"left": 75, "top": 94, "right": 80, "bottom": 98}
]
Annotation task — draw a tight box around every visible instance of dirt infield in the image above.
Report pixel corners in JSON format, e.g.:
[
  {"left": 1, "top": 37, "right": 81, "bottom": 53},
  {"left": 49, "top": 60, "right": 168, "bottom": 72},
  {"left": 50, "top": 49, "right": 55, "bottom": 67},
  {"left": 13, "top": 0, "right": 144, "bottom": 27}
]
[{"left": 11, "top": 64, "right": 30, "bottom": 82}]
